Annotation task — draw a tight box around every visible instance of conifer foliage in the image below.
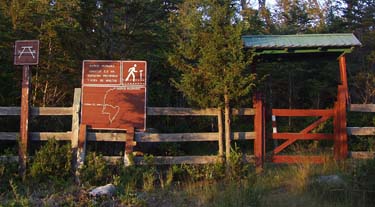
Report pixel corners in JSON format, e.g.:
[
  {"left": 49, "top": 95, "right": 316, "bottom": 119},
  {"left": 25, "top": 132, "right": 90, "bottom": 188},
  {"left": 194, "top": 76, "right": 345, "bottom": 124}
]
[{"left": 169, "top": 0, "right": 257, "bottom": 159}]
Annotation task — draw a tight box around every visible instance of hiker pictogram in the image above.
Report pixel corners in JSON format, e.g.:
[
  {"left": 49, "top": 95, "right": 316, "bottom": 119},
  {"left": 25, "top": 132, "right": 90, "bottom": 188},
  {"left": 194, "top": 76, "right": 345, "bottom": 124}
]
[{"left": 125, "top": 64, "right": 138, "bottom": 82}]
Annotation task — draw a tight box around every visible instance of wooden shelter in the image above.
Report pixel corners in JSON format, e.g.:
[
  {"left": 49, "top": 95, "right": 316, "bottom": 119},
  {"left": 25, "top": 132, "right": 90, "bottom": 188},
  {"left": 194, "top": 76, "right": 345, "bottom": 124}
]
[{"left": 243, "top": 33, "right": 362, "bottom": 163}]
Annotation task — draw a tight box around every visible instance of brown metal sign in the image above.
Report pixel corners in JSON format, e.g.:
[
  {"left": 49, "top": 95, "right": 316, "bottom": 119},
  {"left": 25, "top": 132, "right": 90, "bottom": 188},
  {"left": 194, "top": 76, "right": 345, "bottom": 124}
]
[
  {"left": 81, "top": 60, "right": 147, "bottom": 130},
  {"left": 14, "top": 40, "right": 39, "bottom": 65}
]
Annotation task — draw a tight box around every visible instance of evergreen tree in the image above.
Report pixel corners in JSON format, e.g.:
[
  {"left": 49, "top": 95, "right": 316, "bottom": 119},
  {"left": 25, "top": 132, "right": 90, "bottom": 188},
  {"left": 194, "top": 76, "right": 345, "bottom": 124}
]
[{"left": 169, "top": 0, "right": 257, "bottom": 160}]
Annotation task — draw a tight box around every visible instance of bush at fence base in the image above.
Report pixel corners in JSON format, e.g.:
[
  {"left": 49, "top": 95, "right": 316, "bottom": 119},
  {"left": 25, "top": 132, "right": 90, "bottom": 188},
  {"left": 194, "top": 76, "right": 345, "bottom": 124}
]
[{"left": 30, "top": 138, "right": 72, "bottom": 179}]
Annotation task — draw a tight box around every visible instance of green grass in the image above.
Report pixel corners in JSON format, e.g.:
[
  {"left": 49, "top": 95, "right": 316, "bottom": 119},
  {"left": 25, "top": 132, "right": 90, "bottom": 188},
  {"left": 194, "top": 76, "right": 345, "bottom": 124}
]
[{"left": 1, "top": 144, "right": 375, "bottom": 207}]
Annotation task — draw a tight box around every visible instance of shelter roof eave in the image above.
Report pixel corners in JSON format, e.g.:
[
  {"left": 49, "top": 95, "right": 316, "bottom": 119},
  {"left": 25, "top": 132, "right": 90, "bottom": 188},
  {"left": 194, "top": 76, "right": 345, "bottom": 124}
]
[{"left": 242, "top": 33, "right": 362, "bottom": 58}]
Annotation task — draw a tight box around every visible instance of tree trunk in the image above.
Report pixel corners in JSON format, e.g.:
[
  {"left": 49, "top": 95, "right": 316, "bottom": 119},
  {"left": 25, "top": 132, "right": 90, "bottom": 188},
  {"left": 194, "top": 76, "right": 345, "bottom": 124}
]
[
  {"left": 218, "top": 107, "right": 224, "bottom": 159},
  {"left": 224, "top": 93, "right": 231, "bottom": 163}
]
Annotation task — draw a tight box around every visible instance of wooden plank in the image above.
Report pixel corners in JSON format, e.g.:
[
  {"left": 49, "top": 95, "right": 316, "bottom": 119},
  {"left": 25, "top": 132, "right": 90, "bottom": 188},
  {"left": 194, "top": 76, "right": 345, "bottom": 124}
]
[
  {"left": 103, "top": 155, "right": 220, "bottom": 165},
  {"left": 350, "top": 104, "right": 375, "bottom": 112},
  {"left": 0, "top": 107, "right": 72, "bottom": 116},
  {"left": 93, "top": 155, "right": 255, "bottom": 165},
  {"left": 272, "top": 133, "right": 333, "bottom": 140},
  {"left": 349, "top": 151, "right": 375, "bottom": 159},
  {"left": 232, "top": 108, "right": 255, "bottom": 116},
  {"left": 272, "top": 109, "right": 334, "bottom": 117},
  {"left": 0, "top": 156, "right": 18, "bottom": 162},
  {"left": 147, "top": 107, "right": 219, "bottom": 116},
  {"left": 0, "top": 131, "right": 254, "bottom": 142},
  {"left": 232, "top": 132, "right": 255, "bottom": 140},
  {"left": 347, "top": 127, "right": 375, "bottom": 136},
  {"left": 71, "top": 88, "right": 81, "bottom": 148},
  {"left": 87, "top": 132, "right": 126, "bottom": 142},
  {"left": 0, "top": 132, "right": 18, "bottom": 140},
  {"left": 0, "top": 107, "right": 20, "bottom": 115},
  {"left": 272, "top": 155, "right": 326, "bottom": 163},
  {"left": 0, "top": 132, "right": 71, "bottom": 141},
  {"left": 136, "top": 132, "right": 254, "bottom": 142},
  {"left": 135, "top": 132, "right": 218, "bottom": 142},
  {"left": 30, "top": 132, "right": 71, "bottom": 140},
  {"left": 31, "top": 107, "right": 72, "bottom": 116}
]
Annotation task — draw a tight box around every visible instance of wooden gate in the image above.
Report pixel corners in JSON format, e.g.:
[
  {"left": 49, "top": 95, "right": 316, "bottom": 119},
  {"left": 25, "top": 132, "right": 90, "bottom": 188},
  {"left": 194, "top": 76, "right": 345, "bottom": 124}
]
[
  {"left": 271, "top": 109, "right": 334, "bottom": 163},
  {"left": 270, "top": 85, "right": 348, "bottom": 163}
]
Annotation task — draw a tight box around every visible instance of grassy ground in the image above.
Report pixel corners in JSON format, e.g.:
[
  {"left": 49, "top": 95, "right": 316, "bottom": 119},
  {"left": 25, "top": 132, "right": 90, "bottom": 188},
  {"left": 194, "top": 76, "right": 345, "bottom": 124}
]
[{"left": 1, "top": 140, "right": 375, "bottom": 206}]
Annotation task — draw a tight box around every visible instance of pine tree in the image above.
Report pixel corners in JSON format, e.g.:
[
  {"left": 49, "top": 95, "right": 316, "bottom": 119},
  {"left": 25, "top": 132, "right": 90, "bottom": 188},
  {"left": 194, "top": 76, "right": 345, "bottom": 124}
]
[{"left": 169, "top": 0, "right": 257, "bottom": 161}]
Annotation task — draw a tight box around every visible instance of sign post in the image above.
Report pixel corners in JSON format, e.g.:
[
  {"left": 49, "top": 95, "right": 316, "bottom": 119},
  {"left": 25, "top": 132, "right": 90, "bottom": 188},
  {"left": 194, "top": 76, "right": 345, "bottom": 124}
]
[{"left": 14, "top": 40, "right": 39, "bottom": 177}]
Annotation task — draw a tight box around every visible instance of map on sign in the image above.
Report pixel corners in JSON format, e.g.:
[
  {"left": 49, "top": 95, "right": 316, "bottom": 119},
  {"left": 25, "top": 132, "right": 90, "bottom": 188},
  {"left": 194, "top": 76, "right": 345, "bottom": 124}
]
[
  {"left": 81, "top": 60, "right": 147, "bottom": 130},
  {"left": 14, "top": 40, "right": 39, "bottom": 65}
]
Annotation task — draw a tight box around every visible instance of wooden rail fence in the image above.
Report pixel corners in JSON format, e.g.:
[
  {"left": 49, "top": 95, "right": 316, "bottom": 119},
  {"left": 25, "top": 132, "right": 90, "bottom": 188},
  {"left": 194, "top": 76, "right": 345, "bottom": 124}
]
[
  {"left": 347, "top": 104, "right": 375, "bottom": 159},
  {"left": 1, "top": 89, "right": 375, "bottom": 167},
  {"left": 0, "top": 88, "right": 263, "bottom": 168}
]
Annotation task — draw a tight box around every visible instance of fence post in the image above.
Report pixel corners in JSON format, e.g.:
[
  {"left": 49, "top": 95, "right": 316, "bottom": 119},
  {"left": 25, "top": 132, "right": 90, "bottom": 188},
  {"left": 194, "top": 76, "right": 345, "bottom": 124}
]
[
  {"left": 253, "top": 94, "right": 264, "bottom": 172},
  {"left": 75, "top": 124, "right": 87, "bottom": 183},
  {"left": 71, "top": 88, "right": 81, "bottom": 177},
  {"left": 18, "top": 65, "right": 30, "bottom": 178}
]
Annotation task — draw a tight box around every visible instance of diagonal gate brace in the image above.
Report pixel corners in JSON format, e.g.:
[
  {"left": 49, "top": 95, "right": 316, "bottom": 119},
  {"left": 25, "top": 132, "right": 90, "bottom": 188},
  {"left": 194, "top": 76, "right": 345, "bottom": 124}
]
[{"left": 273, "top": 115, "right": 332, "bottom": 154}]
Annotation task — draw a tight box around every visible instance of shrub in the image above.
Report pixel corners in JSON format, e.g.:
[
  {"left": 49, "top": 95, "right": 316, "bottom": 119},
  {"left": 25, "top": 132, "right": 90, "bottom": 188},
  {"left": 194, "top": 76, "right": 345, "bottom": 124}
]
[
  {"left": 227, "top": 145, "right": 248, "bottom": 180},
  {"left": 79, "top": 152, "right": 111, "bottom": 186},
  {"left": 29, "top": 138, "right": 72, "bottom": 180}
]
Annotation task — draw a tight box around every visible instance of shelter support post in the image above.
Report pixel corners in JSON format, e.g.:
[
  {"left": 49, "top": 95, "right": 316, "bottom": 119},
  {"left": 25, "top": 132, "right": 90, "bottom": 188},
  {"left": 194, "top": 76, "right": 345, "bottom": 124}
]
[
  {"left": 253, "top": 93, "right": 264, "bottom": 172},
  {"left": 333, "top": 55, "right": 348, "bottom": 160},
  {"left": 334, "top": 85, "right": 348, "bottom": 160},
  {"left": 339, "top": 55, "right": 349, "bottom": 102},
  {"left": 18, "top": 65, "right": 30, "bottom": 178}
]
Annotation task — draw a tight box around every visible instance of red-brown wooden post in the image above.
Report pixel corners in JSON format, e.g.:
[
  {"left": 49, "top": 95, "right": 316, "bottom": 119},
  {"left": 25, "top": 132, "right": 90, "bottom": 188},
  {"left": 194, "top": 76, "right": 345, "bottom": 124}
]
[
  {"left": 14, "top": 40, "right": 39, "bottom": 178},
  {"left": 339, "top": 55, "right": 349, "bottom": 102},
  {"left": 338, "top": 85, "right": 348, "bottom": 159},
  {"left": 124, "top": 126, "right": 136, "bottom": 166},
  {"left": 335, "top": 55, "right": 348, "bottom": 160},
  {"left": 254, "top": 93, "right": 264, "bottom": 172},
  {"left": 18, "top": 65, "right": 30, "bottom": 177},
  {"left": 333, "top": 101, "right": 339, "bottom": 159},
  {"left": 334, "top": 86, "right": 348, "bottom": 160}
]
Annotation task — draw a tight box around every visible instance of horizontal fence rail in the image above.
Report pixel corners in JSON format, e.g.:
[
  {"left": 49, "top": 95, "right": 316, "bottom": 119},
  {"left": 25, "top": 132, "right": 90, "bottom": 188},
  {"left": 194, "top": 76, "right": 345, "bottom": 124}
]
[
  {"left": 348, "top": 104, "right": 375, "bottom": 136},
  {"left": 348, "top": 104, "right": 375, "bottom": 159},
  {"left": 0, "top": 155, "right": 256, "bottom": 165},
  {"left": 347, "top": 127, "right": 375, "bottom": 136},
  {"left": 0, "top": 106, "right": 73, "bottom": 116},
  {"left": 350, "top": 104, "right": 375, "bottom": 112}
]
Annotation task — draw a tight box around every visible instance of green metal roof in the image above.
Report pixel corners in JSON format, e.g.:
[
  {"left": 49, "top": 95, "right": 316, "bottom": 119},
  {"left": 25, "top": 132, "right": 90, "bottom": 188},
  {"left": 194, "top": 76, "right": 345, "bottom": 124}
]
[{"left": 242, "top": 33, "right": 362, "bottom": 56}]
